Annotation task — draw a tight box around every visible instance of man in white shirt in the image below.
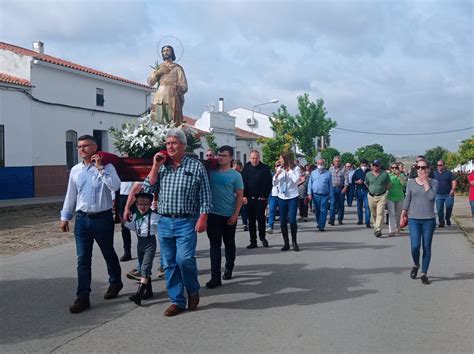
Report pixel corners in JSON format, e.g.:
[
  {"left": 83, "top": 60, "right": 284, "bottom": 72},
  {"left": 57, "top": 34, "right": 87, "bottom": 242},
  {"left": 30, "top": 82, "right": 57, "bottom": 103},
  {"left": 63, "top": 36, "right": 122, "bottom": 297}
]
[{"left": 60, "top": 135, "right": 122, "bottom": 313}]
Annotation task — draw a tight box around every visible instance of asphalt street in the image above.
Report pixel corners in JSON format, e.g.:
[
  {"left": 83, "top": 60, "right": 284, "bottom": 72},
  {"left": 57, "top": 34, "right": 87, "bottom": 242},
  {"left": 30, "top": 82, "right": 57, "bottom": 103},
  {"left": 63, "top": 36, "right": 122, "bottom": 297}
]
[{"left": 1, "top": 207, "right": 473, "bottom": 353}]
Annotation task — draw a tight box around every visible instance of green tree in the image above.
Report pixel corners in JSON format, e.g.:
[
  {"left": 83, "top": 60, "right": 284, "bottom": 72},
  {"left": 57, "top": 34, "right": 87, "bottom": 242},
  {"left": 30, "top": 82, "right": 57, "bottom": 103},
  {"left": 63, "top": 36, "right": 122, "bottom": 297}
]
[
  {"left": 320, "top": 147, "right": 340, "bottom": 167},
  {"left": 354, "top": 144, "right": 395, "bottom": 169},
  {"left": 341, "top": 152, "right": 356, "bottom": 165},
  {"left": 424, "top": 146, "right": 448, "bottom": 167},
  {"left": 445, "top": 151, "right": 462, "bottom": 170},
  {"left": 260, "top": 94, "right": 336, "bottom": 164},
  {"left": 291, "top": 94, "right": 337, "bottom": 162},
  {"left": 458, "top": 135, "right": 474, "bottom": 163},
  {"left": 203, "top": 133, "right": 218, "bottom": 154}
]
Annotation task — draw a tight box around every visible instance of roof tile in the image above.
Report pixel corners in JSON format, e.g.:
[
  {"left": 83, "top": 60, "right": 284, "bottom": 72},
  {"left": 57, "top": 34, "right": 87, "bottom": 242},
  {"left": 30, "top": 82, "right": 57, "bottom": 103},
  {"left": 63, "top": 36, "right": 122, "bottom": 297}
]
[
  {"left": 0, "top": 72, "right": 32, "bottom": 87},
  {"left": 0, "top": 42, "right": 152, "bottom": 89}
]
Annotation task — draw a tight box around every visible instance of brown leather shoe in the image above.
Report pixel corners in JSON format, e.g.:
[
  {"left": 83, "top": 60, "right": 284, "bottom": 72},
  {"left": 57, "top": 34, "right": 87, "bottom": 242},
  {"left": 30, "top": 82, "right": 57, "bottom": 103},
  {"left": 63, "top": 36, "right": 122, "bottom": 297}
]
[
  {"left": 188, "top": 293, "right": 200, "bottom": 311},
  {"left": 164, "top": 304, "right": 185, "bottom": 317}
]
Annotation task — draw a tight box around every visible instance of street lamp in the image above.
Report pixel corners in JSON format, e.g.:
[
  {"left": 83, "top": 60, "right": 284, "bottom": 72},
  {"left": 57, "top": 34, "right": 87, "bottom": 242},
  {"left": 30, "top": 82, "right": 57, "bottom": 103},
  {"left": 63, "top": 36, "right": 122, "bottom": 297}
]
[{"left": 249, "top": 99, "right": 279, "bottom": 148}]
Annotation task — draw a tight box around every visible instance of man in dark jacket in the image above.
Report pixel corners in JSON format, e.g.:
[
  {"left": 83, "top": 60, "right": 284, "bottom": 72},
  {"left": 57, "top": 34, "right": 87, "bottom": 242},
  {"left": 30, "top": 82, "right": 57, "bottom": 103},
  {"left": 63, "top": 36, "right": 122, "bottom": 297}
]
[{"left": 241, "top": 150, "right": 273, "bottom": 249}]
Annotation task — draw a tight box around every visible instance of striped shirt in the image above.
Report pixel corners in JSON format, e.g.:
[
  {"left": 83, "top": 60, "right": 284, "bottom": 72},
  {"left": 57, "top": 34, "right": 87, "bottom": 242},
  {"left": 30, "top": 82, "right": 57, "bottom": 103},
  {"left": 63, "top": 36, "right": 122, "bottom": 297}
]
[{"left": 143, "top": 155, "right": 212, "bottom": 215}]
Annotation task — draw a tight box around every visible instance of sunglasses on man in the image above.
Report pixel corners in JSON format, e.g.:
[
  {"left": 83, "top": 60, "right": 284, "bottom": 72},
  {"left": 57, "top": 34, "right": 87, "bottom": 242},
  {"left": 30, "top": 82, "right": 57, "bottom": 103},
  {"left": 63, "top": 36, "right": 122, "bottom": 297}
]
[{"left": 415, "top": 166, "right": 428, "bottom": 170}]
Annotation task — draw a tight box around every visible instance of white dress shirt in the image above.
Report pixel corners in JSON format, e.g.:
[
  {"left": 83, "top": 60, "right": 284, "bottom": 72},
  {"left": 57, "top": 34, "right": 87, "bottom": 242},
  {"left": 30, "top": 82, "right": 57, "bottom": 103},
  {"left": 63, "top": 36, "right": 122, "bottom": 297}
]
[
  {"left": 273, "top": 166, "right": 301, "bottom": 200},
  {"left": 60, "top": 161, "right": 121, "bottom": 221}
]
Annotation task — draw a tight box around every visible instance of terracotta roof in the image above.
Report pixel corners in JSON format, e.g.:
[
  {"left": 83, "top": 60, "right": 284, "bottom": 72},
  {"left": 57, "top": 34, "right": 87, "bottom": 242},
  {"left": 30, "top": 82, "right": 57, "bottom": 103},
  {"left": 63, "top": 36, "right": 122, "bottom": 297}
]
[
  {"left": 0, "top": 72, "right": 32, "bottom": 87},
  {"left": 0, "top": 42, "right": 153, "bottom": 90},
  {"left": 182, "top": 115, "right": 265, "bottom": 140}
]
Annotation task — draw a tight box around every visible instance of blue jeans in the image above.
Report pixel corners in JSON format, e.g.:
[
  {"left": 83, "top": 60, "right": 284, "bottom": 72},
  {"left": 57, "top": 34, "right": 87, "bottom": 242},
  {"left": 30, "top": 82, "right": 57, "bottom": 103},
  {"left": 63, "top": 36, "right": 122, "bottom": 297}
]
[
  {"left": 158, "top": 216, "right": 200, "bottom": 309},
  {"left": 330, "top": 186, "right": 345, "bottom": 223},
  {"left": 277, "top": 196, "right": 298, "bottom": 227},
  {"left": 312, "top": 193, "right": 329, "bottom": 229},
  {"left": 471, "top": 200, "right": 474, "bottom": 217},
  {"left": 435, "top": 194, "right": 454, "bottom": 224},
  {"left": 408, "top": 218, "right": 436, "bottom": 274},
  {"left": 74, "top": 211, "right": 122, "bottom": 298},
  {"left": 346, "top": 184, "right": 355, "bottom": 206},
  {"left": 266, "top": 195, "right": 278, "bottom": 229},
  {"left": 355, "top": 188, "right": 371, "bottom": 225}
]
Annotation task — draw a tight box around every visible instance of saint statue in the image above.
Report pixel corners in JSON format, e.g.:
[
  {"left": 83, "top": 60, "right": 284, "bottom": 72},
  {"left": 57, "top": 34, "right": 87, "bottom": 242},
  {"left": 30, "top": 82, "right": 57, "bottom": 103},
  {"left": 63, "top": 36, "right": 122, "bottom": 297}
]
[{"left": 147, "top": 45, "right": 188, "bottom": 126}]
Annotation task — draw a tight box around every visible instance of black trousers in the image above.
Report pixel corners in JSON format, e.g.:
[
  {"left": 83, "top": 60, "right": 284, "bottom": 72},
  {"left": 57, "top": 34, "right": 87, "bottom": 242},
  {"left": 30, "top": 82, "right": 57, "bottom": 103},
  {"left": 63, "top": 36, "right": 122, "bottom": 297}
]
[
  {"left": 207, "top": 213, "right": 237, "bottom": 279},
  {"left": 118, "top": 195, "right": 132, "bottom": 254},
  {"left": 246, "top": 198, "right": 267, "bottom": 243},
  {"left": 298, "top": 198, "right": 308, "bottom": 218}
]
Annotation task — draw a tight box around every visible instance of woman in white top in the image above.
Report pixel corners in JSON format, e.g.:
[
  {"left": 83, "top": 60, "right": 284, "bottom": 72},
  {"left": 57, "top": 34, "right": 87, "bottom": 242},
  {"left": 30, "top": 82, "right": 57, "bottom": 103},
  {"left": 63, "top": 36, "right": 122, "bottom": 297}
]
[{"left": 273, "top": 152, "right": 301, "bottom": 251}]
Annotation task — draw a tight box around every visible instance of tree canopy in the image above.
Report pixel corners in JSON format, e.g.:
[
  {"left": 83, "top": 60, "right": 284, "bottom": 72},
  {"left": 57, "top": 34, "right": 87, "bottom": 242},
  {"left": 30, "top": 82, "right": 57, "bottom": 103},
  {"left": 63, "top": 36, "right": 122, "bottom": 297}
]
[
  {"left": 320, "top": 147, "right": 340, "bottom": 167},
  {"left": 424, "top": 146, "right": 448, "bottom": 167},
  {"left": 354, "top": 144, "right": 395, "bottom": 169},
  {"left": 260, "top": 94, "right": 336, "bottom": 165}
]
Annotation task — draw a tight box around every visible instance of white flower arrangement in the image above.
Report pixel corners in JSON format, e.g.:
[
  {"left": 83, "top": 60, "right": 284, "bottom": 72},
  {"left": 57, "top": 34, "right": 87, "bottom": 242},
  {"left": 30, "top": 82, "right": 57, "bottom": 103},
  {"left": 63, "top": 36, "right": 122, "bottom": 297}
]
[{"left": 109, "top": 112, "right": 202, "bottom": 158}]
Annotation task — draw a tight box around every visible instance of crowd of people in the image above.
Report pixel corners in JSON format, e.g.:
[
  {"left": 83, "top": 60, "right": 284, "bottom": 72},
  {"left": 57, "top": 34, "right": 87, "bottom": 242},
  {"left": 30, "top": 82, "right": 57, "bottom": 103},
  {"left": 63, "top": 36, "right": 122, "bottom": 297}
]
[{"left": 60, "top": 130, "right": 468, "bottom": 316}]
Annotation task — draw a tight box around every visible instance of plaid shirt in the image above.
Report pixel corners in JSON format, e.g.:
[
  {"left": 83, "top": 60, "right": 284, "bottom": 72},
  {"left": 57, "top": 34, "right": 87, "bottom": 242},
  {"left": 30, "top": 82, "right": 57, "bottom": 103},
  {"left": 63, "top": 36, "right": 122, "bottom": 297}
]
[
  {"left": 328, "top": 166, "right": 349, "bottom": 187},
  {"left": 143, "top": 155, "right": 212, "bottom": 215}
]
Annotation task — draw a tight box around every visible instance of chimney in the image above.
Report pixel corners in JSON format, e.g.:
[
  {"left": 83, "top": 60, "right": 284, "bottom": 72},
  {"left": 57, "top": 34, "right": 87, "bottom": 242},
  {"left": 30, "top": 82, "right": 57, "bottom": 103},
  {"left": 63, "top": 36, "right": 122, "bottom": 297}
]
[
  {"left": 32, "top": 41, "right": 44, "bottom": 54},
  {"left": 218, "top": 97, "right": 224, "bottom": 112}
]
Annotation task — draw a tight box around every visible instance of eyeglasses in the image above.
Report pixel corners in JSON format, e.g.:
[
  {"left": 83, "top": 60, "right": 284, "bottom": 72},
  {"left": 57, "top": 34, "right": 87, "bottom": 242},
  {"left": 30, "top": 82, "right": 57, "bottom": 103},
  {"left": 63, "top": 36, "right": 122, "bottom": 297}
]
[
  {"left": 415, "top": 166, "right": 428, "bottom": 170},
  {"left": 206, "top": 154, "right": 213, "bottom": 157},
  {"left": 391, "top": 166, "right": 399, "bottom": 169},
  {"left": 76, "top": 143, "right": 93, "bottom": 149}
]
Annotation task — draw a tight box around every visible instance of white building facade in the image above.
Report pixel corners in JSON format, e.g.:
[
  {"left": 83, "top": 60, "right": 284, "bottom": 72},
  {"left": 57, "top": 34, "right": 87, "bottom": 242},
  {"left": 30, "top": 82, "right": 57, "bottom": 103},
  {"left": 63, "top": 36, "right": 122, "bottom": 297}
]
[{"left": 0, "top": 41, "right": 153, "bottom": 199}]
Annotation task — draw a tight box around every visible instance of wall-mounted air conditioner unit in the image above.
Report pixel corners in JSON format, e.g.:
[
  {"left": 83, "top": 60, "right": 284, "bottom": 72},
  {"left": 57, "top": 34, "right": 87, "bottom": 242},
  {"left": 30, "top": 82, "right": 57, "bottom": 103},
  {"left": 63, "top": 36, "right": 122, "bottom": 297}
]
[{"left": 246, "top": 118, "right": 257, "bottom": 127}]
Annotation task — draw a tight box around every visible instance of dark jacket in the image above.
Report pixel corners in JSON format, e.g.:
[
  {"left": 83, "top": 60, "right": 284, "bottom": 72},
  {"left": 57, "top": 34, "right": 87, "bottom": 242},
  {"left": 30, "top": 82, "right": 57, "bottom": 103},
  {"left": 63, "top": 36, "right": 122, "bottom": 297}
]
[
  {"left": 242, "top": 162, "right": 272, "bottom": 198},
  {"left": 352, "top": 168, "right": 369, "bottom": 191}
]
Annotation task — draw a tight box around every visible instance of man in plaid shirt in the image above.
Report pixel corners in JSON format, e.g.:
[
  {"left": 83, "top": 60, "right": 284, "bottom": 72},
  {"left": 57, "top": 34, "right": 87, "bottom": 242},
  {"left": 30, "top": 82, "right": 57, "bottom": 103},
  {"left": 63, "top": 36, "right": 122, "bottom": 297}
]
[
  {"left": 328, "top": 156, "right": 349, "bottom": 225},
  {"left": 143, "top": 128, "right": 212, "bottom": 317}
]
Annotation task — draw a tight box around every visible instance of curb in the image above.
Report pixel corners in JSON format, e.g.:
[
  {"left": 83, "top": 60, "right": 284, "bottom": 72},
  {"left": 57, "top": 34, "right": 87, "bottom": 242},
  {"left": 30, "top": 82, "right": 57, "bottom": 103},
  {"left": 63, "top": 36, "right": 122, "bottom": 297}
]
[{"left": 453, "top": 215, "right": 474, "bottom": 245}]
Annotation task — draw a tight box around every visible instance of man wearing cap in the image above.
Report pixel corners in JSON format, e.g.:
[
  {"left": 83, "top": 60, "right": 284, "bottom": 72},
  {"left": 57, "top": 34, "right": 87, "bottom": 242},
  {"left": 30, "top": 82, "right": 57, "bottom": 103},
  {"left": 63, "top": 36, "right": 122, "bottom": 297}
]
[
  {"left": 365, "top": 160, "right": 391, "bottom": 237},
  {"left": 60, "top": 134, "right": 122, "bottom": 313},
  {"left": 143, "top": 128, "right": 212, "bottom": 317}
]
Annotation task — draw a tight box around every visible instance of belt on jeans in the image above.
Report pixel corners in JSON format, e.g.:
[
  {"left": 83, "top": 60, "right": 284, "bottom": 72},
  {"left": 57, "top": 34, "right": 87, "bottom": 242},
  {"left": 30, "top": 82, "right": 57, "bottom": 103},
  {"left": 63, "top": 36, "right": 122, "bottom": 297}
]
[
  {"left": 250, "top": 197, "right": 267, "bottom": 200},
  {"left": 314, "top": 193, "right": 328, "bottom": 196},
  {"left": 160, "top": 213, "right": 194, "bottom": 219},
  {"left": 77, "top": 209, "right": 111, "bottom": 218},
  {"left": 369, "top": 192, "right": 385, "bottom": 197}
]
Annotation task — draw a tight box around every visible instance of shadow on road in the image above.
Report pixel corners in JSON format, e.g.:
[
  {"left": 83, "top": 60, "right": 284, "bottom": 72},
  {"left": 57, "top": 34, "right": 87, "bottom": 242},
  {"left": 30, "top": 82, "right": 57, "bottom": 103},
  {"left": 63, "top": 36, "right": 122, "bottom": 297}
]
[
  {"left": 199, "top": 264, "right": 407, "bottom": 311},
  {"left": 0, "top": 277, "right": 135, "bottom": 345}
]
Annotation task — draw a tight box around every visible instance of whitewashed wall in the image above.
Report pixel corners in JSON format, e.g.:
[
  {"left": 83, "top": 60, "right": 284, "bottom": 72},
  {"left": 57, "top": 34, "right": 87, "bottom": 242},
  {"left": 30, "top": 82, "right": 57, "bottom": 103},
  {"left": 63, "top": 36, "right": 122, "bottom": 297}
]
[{"left": 0, "top": 88, "right": 34, "bottom": 166}]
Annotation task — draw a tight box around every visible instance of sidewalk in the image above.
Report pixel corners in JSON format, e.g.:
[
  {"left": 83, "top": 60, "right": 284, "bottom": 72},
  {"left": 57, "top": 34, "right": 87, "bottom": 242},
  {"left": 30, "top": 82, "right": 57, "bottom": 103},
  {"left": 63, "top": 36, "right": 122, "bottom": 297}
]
[
  {"left": 452, "top": 195, "right": 473, "bottom": 243},
  {"left": 0, "top": 196, "right": 64, "bottom": 210}
]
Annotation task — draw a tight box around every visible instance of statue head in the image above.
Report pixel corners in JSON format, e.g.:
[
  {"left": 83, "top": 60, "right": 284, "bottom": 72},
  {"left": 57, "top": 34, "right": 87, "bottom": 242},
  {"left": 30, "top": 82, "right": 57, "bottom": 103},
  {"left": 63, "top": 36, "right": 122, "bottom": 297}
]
[{"left": 161, "top": 45, "right": 176, "bottom": 61}]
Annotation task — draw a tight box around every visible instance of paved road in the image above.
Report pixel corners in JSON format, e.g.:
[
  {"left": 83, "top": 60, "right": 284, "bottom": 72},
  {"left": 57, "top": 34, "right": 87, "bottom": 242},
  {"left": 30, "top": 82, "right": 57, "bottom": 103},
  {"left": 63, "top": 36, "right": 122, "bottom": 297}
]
[{"left": 1, "top": 208, "right": 473, "bottom": 353}]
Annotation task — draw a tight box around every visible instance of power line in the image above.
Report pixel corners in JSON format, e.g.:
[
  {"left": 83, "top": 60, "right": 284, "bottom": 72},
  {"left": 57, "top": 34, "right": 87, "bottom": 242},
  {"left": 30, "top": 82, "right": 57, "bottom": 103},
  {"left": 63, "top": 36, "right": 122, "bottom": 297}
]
[{"left": 333, "top": 126, "right": 473, "bottom": 136}]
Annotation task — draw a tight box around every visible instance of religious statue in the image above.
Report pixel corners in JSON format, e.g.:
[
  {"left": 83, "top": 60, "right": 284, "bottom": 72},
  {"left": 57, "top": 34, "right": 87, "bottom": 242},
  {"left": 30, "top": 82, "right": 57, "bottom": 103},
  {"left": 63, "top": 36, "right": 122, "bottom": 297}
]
[{"left": 147, "top": 45, "right": 188, "bottom": 126}]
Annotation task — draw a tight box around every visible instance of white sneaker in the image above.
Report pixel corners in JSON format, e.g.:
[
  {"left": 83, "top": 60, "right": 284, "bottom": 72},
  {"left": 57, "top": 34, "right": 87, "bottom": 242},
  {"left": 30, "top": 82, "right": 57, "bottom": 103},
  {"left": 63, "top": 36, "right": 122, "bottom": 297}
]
[{"left": 266, "top": 228, "right": 273, "bottom": 234}]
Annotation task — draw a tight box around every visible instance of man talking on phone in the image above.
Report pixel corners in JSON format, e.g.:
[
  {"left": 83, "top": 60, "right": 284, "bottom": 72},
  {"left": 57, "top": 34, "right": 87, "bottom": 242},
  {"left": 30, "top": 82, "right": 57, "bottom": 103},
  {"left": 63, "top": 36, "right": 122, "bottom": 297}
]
[{"left": 60, "top": 135, "right": 122, "bottom": 313}]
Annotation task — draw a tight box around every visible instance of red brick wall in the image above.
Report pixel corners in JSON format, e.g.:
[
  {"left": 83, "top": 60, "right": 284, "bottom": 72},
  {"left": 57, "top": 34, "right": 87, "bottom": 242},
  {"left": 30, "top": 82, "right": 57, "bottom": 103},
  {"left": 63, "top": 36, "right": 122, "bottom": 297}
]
[{"left": 34, "top": 165, "right": 69, "bottom": 197}]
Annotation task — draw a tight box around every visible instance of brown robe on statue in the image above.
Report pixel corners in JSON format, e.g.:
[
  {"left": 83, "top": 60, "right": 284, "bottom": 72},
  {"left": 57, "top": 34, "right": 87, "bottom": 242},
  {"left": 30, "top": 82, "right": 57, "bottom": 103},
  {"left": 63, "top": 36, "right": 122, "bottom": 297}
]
[{"left": 147, "top": 62, "right": 188, "bottom": 126}]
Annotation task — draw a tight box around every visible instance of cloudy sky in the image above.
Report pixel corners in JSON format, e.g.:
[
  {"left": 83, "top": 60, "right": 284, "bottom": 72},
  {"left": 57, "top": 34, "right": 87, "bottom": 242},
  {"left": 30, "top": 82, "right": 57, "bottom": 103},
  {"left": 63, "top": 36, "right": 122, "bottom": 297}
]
[{"left": 2, "top": 0, "right": 472, "bottom": 156}]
